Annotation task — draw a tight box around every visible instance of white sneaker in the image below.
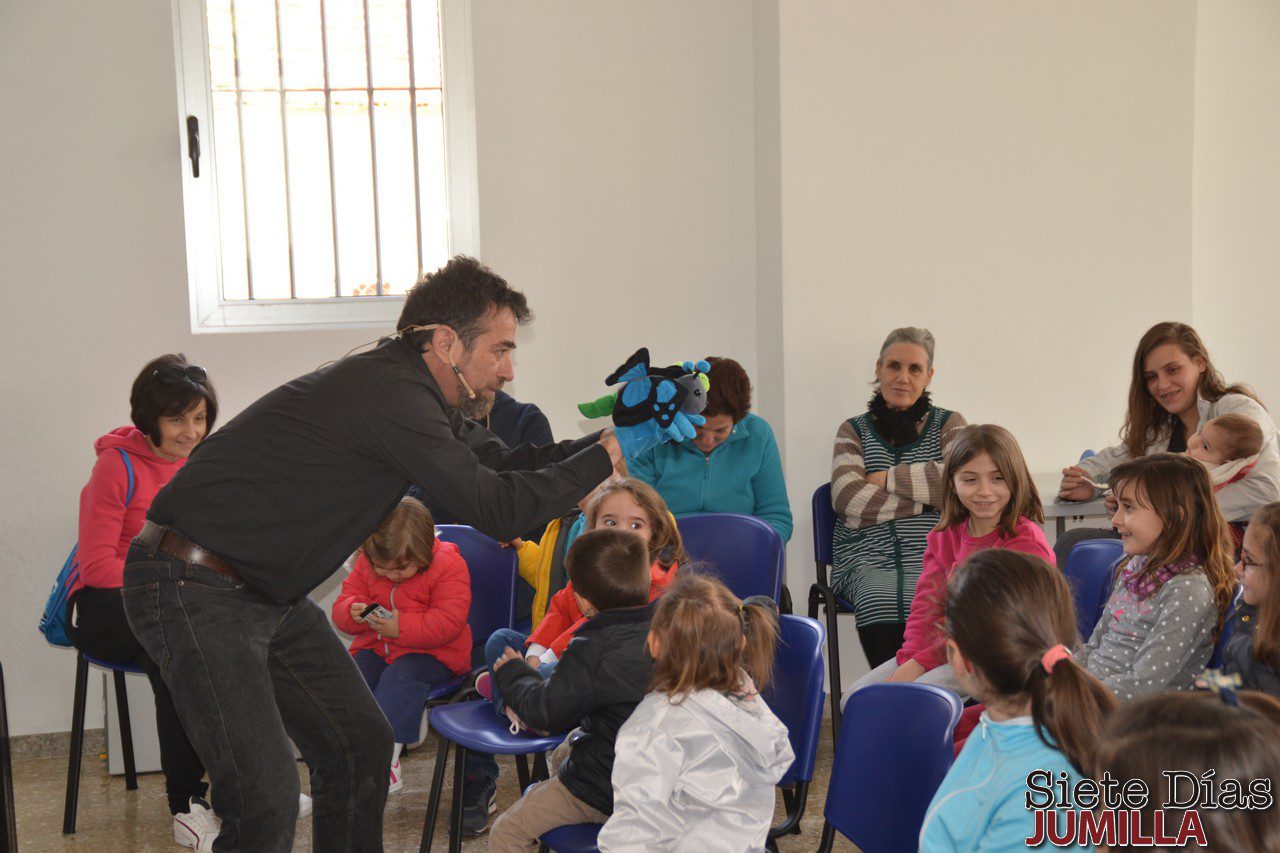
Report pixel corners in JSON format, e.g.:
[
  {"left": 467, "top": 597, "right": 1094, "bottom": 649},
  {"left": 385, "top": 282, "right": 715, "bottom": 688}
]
[
  {"left": 173, "top": 797, "right": 220, "bottom": 851},
  {"left": 389, "top": 759, "right": 404, "bottom": 794},
  {"left": 298, "top": 793, "right": 313, "bottom": 820}
]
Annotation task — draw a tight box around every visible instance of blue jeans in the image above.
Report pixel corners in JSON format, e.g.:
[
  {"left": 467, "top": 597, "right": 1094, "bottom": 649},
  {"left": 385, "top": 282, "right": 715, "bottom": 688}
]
[
  {"left": 122, "top": 543, "right": 393, "bottom": 853},
  {"left": 484, "top": 628, "right": 558, "bottom": 713},
  {"left": 464, "top": 628, "right": 558, "bottom": 785},
  {"left": 352, "top": 649, "right": 455, "bottom": 744}
]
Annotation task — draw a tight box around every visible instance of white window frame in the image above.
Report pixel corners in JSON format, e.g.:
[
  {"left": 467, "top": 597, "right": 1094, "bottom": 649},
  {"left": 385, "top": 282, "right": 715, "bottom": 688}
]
[{"left": 170, "top": 0, "right": 480, "bottom": 333}]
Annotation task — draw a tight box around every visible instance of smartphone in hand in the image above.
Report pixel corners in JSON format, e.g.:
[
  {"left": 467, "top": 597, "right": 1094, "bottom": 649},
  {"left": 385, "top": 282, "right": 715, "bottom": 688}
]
[{"left": 360, "top": 602, "right": 393, "bottom": 621}]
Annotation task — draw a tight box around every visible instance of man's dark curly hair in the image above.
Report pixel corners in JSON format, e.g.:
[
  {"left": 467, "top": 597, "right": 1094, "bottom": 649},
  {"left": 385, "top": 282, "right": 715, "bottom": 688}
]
[{"left": 396, "top": 256, "right": 532, "bottom": 352}]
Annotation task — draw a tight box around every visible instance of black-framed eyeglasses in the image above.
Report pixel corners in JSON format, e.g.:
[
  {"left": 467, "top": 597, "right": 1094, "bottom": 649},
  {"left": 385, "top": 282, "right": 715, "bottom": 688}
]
[{"left": 153, "top": 364, "right": 208, "bottom": 385}]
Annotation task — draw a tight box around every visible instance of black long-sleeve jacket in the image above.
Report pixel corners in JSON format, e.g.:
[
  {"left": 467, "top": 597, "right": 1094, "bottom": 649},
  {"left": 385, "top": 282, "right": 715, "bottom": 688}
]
[
  {"left": 495, "top": 603, "right": 654, "bottom": 814},
  {"left": 147, "top": 337, "right": 611, "bottom": 603}
]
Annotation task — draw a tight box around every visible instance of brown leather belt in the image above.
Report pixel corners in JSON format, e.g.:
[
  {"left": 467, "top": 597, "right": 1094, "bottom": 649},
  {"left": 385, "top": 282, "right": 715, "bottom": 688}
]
[{"left": 137, "top": 520, "right": 243, "bottom": 584}]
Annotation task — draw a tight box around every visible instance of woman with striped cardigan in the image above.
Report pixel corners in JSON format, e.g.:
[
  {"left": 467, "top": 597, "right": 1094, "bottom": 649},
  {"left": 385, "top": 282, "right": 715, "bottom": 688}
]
[{"left": 829, "top": 327, "right": 967, "bottom": 668}]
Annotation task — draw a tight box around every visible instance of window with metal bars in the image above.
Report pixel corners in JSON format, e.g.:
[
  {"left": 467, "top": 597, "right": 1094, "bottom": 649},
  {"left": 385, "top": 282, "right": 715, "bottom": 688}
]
[{"left": 173, "top": 0, "right": 478, "bottom": 331}]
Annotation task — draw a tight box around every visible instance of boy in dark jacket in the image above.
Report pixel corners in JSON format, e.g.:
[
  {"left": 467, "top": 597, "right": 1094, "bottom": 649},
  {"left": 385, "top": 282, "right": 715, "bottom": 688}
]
[{"left": 489, "top": 528, "right": 654, "bottom": 850}]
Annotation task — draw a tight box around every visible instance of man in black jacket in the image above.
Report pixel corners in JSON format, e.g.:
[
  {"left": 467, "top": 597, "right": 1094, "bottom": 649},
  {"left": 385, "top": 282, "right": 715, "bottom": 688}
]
[
  {"left": 489, "top": 529, "right": 654, "bottom": 850},
  {"left": 122, "top": 257, "right": 623, "bottom": 851}
]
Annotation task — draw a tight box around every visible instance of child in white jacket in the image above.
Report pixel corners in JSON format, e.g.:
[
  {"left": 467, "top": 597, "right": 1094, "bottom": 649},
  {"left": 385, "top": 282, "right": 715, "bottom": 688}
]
[{"left": 598, "top": 575, "right": 794, "bottom": 853}]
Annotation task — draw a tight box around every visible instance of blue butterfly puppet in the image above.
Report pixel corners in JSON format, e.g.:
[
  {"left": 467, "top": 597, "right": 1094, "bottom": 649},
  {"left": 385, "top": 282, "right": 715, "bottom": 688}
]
[{"left": 578, "top": 348, "right": 712, "bottom": 460}]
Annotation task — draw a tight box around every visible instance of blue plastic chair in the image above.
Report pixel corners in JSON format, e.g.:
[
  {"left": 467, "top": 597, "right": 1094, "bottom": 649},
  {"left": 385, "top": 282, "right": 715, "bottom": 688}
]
[
  {"left": 805, "top": 483, "right": 854, "bottom": 742},
  {"left": 676, "top": 513, "right": 784, "bottom": 602},
  {"left": 763, "top": 615, "right": 827, "bottom": 845},
  {"left": 1209, "top": 587, "right": 1244, "bottom": 669},
  {"left": 418, "top": 527, "right": 554, "bottom": 852},
  {"left": 817, "top": 683, "right": 963, "bottom": 853},
  {"left": 538, "top": 615, "right": 828, "bottom": 853},
  {"left": 63, "top": 653, "right": 145, "bottom": 833},
  {"left": 1062, "top": 539, "right": 1124, "bottom": 641},
  {"left": 419, "top": 701, "right": 565, "bottom": 852},
  {"left": 429, "top": 525, "right": 519, "bottom": 697}
]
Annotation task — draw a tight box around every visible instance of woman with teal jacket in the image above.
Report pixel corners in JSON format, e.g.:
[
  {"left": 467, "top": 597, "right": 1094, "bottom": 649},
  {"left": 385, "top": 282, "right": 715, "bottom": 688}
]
[{"left": 627, "top": 357, "right": 792, "bottom": 543}]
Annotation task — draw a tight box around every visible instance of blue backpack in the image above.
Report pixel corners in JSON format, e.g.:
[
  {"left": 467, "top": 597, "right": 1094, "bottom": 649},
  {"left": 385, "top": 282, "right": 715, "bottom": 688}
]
[{"left": 39, "top": 448, "right": 136, "bottom": 647}]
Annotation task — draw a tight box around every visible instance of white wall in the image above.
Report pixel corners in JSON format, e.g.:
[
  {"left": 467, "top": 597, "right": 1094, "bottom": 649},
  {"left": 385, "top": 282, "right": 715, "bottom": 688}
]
[
  {"left": 1192, "top": 0, "right": 1280, "bottom": 410},
  {"left": 0, "top": 0, "right": 758, "bottom": 737},
  {"left": 776, "top": 0, "right": 1198, "bottom": 685},
  {"left": 5, "top": 0, "right": 1268, "bottom": 737},
  {"left": 467, "top": 1, "right": 759, "bottom": 438}
]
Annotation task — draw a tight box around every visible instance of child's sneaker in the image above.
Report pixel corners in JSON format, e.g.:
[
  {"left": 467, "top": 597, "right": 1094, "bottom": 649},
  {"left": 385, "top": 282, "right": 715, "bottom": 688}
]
[
  {"left": 474, "top": 671, "right": 493, "bottom": 701},
  {"left": 389, "top": 759, "right": 404, "bottom": 794},
  {"left": 298, "top": 793, "right": 313, "bottom": 819},
  {"left": 173, "top": 797, "right": 220, "bottom": 851}
]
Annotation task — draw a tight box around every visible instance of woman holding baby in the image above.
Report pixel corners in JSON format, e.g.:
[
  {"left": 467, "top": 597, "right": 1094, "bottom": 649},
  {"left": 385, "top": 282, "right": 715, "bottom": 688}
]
[{"left": 1055, "top": 321, "right": 1280, "bottom": 563}]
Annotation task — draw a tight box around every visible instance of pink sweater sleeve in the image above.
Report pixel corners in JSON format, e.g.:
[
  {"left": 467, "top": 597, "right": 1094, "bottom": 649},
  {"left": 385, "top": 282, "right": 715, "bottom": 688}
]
[
  {"left": 1005, "top": 518, "right": 1056, "bottom": 566},
  {"left": 77, "top": 451, "right": 130, "bottom": 589},
  {"left": 897, "top": 531, "right": 951, "bottom": 670}
]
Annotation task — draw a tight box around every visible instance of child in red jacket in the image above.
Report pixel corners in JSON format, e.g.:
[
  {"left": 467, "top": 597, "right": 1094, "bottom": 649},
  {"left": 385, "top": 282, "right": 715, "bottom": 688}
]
[{"left": 332, "top": 496, "right": 471, "bottom": 793}]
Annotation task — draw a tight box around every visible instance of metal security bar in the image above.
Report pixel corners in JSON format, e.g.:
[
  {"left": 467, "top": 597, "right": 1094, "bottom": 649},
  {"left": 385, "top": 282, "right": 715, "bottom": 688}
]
[{"left": 208, "top": 0, "right": 446, "bottom": 302}]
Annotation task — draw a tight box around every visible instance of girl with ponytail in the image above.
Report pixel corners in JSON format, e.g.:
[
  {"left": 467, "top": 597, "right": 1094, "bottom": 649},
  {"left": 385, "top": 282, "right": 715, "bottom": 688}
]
[
  {"left": 597, "top": 574, "right": 795, "bottom": 852},
  {"left": 919, "top": 549, "right": 1116, "bottom": 851}
]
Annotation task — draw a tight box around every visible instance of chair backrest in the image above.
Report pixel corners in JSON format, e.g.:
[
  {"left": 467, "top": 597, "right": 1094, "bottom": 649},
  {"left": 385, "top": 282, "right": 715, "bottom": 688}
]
[
  {"left": 1062, "top": 539, "right": 1125, "bottom": 641},
  {"left": 434, "top": 525, "right": 518, "bottom": 638},
  {"left": 824, "top": 683, "right": 963, "bottom": 853},
  {"left": 762, "top": 615, "right": 826, "bottom": 787},
  {"left": 1209, "top": 586, "right": 1245, "bottom": 669},
  {"left": 812, "top": 483, "right": 835, "bottom": 567},
  {"left": 676, "top": 513, "right": 783, "bottom": 601}
]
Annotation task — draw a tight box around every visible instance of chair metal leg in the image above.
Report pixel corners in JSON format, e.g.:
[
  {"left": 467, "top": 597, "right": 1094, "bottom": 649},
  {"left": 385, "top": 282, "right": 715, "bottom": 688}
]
[
  {"left": 532, "top": 750, "right": 550, "bottom": 783},
  {"left": 820, "top": 585, "right": 843, "bottom": 740},
  {"left": 515, "top": 753, "right": 531, "bottom": 793},
  {"left": 419, "top": 731, "right": 450, "bottom": 852},
  {"left": 112, "top": 670, "right": 138, "bottom": 791},
  {"left": 448, "top": 744, "right": 466, "bottom": 853},
  {"left": 770, "top": 780, "right": 809, "bottom": 840},
  {"left": 817, "top": 821, "right": 836, "bottom": 852},
  {"left": 807, "top": 581, "right": 821, "bottom": 619},
  {"left": 62, "top": 654, "right": 89, "bottom": 834},
  {"left": 0, "top": 661, "right": 16, "bottom": 853}
]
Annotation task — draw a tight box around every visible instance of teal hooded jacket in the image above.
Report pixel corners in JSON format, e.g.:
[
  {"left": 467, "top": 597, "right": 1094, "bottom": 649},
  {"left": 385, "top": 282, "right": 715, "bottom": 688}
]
[{"left": 627, "top": 413, "right": 792, "bottom": 542}]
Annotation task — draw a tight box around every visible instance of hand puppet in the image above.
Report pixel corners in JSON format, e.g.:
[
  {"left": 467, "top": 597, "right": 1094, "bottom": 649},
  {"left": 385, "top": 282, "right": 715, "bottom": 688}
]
[{"left": 578, "top": 348, "right": 711, "bottom": 459}]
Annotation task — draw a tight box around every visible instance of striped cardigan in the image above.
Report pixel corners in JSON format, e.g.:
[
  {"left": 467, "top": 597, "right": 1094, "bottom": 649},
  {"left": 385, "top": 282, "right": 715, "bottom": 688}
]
[{"left": 829, "top": 406, "right": 967, "bottom": 626}]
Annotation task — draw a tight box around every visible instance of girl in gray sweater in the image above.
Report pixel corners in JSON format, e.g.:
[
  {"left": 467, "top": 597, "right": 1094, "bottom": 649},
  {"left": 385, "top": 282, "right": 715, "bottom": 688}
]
[{"left": 1079, "top": 454, "right": 1237, "bottom": 701}]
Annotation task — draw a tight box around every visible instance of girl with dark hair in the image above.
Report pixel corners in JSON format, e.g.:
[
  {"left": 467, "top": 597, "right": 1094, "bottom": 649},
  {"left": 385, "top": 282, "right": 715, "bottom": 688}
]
[
  {"left": 629, "top": 356, "right": 793, "bottom": 543},
  {"left": 844, "top": 424, "right": 1053, "bottom": 703},
  {"left": 1078, "top": 454, "right": 1237, "bottom": 701},
  {"left": 67, "top": 354, "right": 241, "bottom": 848},
  {"left": 1223, "top": 502, "right": 1280, "bottom": 697},
  {"left": 829, "top": 327, "right": 969, "bottom": 667},
  {"left": 1056, "top": 321, "right": 1279, "bottom": 564},
  {"left": 919, "top": 550, "right": 1116, "bottom": 850},
  {"left": 598, "top": 574, "right": 793, "bottom": 852},
  {"left": 1092, "top": 691, "right": 1280, "bottom": 852}
]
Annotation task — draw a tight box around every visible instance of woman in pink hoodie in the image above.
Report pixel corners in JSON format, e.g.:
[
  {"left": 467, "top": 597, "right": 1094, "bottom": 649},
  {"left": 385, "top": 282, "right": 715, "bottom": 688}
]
[
  {"left": 842, "top": 424, "right": 1055, "bottom": 707},
  {"left": 68, "top": 354, "right": 223, "bottom": 847}
]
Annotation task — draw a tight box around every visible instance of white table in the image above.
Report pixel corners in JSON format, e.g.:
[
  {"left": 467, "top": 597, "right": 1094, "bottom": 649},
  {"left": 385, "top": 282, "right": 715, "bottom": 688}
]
[{"left": 1034, "top": 472, "right": 1110, "bottom": 538}]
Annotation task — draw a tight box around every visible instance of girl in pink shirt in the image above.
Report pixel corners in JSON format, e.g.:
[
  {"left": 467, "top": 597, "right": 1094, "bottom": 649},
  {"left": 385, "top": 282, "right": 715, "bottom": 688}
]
[{"left": 842, "top": 424, "right": 1054, "bottom": 706}]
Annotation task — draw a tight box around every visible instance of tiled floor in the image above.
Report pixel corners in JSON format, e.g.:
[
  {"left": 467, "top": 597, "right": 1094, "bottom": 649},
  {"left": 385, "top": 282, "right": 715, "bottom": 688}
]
[{"left": 12, "top": 733, "right": 859, "bottom": 851}]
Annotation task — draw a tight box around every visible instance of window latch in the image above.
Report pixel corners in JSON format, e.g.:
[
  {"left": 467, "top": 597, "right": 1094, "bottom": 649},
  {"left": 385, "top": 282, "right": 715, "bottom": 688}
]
[{"left": 186, "top": 115, "right": 200, "bottom": 178}]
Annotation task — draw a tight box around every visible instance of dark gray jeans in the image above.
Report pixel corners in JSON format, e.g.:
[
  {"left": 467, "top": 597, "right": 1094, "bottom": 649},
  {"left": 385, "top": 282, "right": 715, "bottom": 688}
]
[{"left": 122, "top": 541, "right": 393, "bottom": 852}]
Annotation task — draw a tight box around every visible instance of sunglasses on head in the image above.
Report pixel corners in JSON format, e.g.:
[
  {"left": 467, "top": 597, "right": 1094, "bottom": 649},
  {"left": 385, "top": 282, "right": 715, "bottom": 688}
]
[{"left": 153, "top": 364, "right": 208, "bottom": 385}]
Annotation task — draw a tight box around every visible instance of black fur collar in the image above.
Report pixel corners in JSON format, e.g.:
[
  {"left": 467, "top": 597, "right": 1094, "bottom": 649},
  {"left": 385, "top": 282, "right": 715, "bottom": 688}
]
[{"left": 867, "top": 390, "right": 932, "bottom": 448}]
